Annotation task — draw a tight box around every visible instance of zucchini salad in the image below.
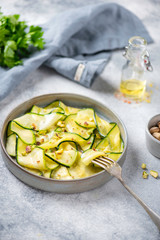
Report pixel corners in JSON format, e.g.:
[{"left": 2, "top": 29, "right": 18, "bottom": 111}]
[{"left": 6, "top": 101, "right": 124, "bottom": 180}]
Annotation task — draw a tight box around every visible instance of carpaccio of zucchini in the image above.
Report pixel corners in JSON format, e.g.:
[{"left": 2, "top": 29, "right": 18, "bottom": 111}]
[{"left": 6, "top": 100, "right": 124, "bottom": 180}]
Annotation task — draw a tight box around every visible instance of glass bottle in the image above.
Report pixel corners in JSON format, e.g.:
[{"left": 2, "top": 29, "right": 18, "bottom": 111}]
[{"left": 120, "top": 36, "right": 153, "bottom": 99}]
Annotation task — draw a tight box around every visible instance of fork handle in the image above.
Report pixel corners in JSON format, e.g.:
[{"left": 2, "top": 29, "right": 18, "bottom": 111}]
[{"left": 119, "top": 178, "right": 160, "bottom": 231}]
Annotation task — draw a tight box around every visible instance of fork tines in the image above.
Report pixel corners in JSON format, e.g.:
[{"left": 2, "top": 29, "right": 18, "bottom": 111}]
[
  {"left": 99, "top": 156, "right": 114, "bottom": 164},
  {"left": 92, "top": 155, "right": 115, "bottom": 169}
]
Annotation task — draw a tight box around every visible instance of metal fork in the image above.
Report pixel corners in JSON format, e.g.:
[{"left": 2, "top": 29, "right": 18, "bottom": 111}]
[{"left": 92, "top": 156, "right": 160, "bottom": 231}]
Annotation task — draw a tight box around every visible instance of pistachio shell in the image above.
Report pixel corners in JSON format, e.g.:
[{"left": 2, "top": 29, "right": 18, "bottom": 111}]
[{"left": 152, "top": 132, "right": 160, "bottom": 141}]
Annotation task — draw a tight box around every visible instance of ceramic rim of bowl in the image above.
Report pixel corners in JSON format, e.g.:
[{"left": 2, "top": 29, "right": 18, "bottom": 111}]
[{"left": 0, "top": 93, "right": 128, "bottom": 184}]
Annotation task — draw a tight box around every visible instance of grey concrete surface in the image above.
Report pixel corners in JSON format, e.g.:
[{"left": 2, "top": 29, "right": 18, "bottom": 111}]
[{"left": 0, "top": 0, "right": 160, "bottom": 239}]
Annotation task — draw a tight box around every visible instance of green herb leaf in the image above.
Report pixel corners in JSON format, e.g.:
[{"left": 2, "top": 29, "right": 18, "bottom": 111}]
[{"left": 0, "top": 10, "right": 45, "bottom": 68}]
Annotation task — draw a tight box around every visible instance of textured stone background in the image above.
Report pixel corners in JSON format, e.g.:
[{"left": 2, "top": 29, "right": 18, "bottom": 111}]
[{"left": 0, "top": 0, "right": 160, "bottom": 239}]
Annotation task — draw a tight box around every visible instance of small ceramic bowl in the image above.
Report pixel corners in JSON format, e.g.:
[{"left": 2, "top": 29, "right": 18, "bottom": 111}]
[
  {"left": 146, "top": 114, "right": 160, "bottom": 158},
  {"left": 1, "top": 93, "right": 128, "bottom": 193}
]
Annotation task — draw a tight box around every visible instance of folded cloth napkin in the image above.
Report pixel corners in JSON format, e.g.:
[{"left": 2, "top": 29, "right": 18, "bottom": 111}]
[{"left": 0, "top": 3, "right": 153, "bottom": 100}]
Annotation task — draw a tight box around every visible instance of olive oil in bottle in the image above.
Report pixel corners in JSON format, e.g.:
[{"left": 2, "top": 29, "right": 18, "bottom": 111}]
[
  {"left": 120, "top": 79, "right": 146, "bottom": 99},
  {"left": 120, "top": 36, "right": 152, "bottom": 99}
]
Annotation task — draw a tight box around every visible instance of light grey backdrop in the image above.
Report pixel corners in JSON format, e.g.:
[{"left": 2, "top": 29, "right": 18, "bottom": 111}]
[{"left": 0, "top": 0, "right": 160, "bottom": 240}]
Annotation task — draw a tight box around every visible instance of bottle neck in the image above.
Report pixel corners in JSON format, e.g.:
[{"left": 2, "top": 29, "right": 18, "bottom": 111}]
[
  {"left": 125, "top": 37, "right": 147, "bottom": 69},
  {"left": 127, "top": 48, "right": 145, "bottom": 66},
  {"left": 123, "top": 36, "right": 153, "bottom": 72}
]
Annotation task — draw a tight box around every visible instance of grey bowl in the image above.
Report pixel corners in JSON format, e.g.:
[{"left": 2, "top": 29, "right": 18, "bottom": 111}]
[
  {"left": 146, "top": 114, "right": 160, "bottom": 159},
  {"left": 1, "top": 93, "right": 128, "bottom": 193}
]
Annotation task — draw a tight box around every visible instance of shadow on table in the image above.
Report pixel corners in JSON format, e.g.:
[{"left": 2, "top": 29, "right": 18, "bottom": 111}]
[
  {"left": 0, "top": 66, "right": 50, "bottom": 109},
  {"left": 91, "top": 75, "right": 117, "bottom": 94},
  {"left": 40, "top": 65, "right": 117, "bottom": 95},
  {"left": 0, "top": 65, "right": 117, "bottom": 109}
]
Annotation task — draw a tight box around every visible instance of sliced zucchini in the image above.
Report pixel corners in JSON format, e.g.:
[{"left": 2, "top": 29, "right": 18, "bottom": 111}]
[
  {"left": 42, "top": 170, "right": 52, "bottom": 178},
  {"left": 51, "top": 166, "right": 73, "bottom": 180},
  {"left": 16, "top": 138, "right": 47, "bottom": 170},
  {"left": 57, "top": 141, "right": 77, "bottom": 151},
  {"left": 92, "top": 138, "right": 101, "bottom": 149},
  {"left": 75, "top": 108, "right": 96, "bottom": 128},
  {"left": 14, "top": 112, "right": 64, "bottom": 131},
  {"left": 69, "top": 156, "right": 102, "bottom": 179},
  {"left": 31, "top": 105, "right": 64, "bottom": 115},
  {"left": 81, "top": 134, "right": 95, "bottom": 151},
  {"left": 6, "top": 100, "right": 124, "bottom": 180},
  {"left": 11, "top": 121, "right": 35, "bottom": 145},
  {"left": 81, "top": 149, "right": 106, "bottom": 166},
  {"left": 65, "top": 114, "right": 94, "bottom": 140},
  {"left": 107, "top": 124, "right": 124, "bottom": 152},
  {"left": 7, "top": 121, "right": 13, "bottom": 136},
  {"left": 24, "top": 167, "right": 43, "bottom": 176},
  {"left": 46, "top": 130, "right": 56, "bottom": 141},
  {"left": 35, "top": 130, "right": 55, "bottom": 145},
  {"left": 44, "top": 100, "right": 60, "bottom": 109},
  {"left": 45, "top": 100, "right": 80, "bottom": 115},
  {"left": 46, "top": 148, "right": 78, "bottom": 167},
  {"left": 40, "top": 132, "right": 94, "bottom": 152},
  {"left": 95, "top": 136, "right": 111, "bottom": 153},
  {"left": 94, "top": 113, "right": 115, "bottom": 137},
  {"left": 106, "top": 152, "right": 122, "bottom": 161},
  {"left": 55, "top": 127, "right": 65, "bottom": 132},
  {"left": 59, "top": 102, "right": 80, "bottom": 115},
  {"left": 6, "top": 133, "right": 17, "bottom": 157},
  {"left": 35, "top": 134, "right": 47, "bottom": 144},
  {"left": 45, "top": 155, "right": 59, "bottom": 170},
  {"left": 92, "top": 130, "right": 102, "bottom": 149}
]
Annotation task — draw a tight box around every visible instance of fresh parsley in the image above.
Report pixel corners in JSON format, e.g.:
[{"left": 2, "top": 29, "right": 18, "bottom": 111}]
[{"left": 0, "top": 10, "right": 45, "bottom": 68}]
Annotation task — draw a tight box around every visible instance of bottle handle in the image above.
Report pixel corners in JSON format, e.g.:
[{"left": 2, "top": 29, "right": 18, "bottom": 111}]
[
  {"left": 144, "top": 52, "right": 153, "bottom": 72},
  {"left": 123, "top": 46, "right": 128, "bottom": 58},
  {"left": 122, "top": 46, "right": 153, "bottom": 72}
]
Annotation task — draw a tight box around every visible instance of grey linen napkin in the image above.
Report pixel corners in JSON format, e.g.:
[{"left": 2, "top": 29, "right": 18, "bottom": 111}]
[{"left": 0, "top": 3, "right": 153, "bottom": 100}]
